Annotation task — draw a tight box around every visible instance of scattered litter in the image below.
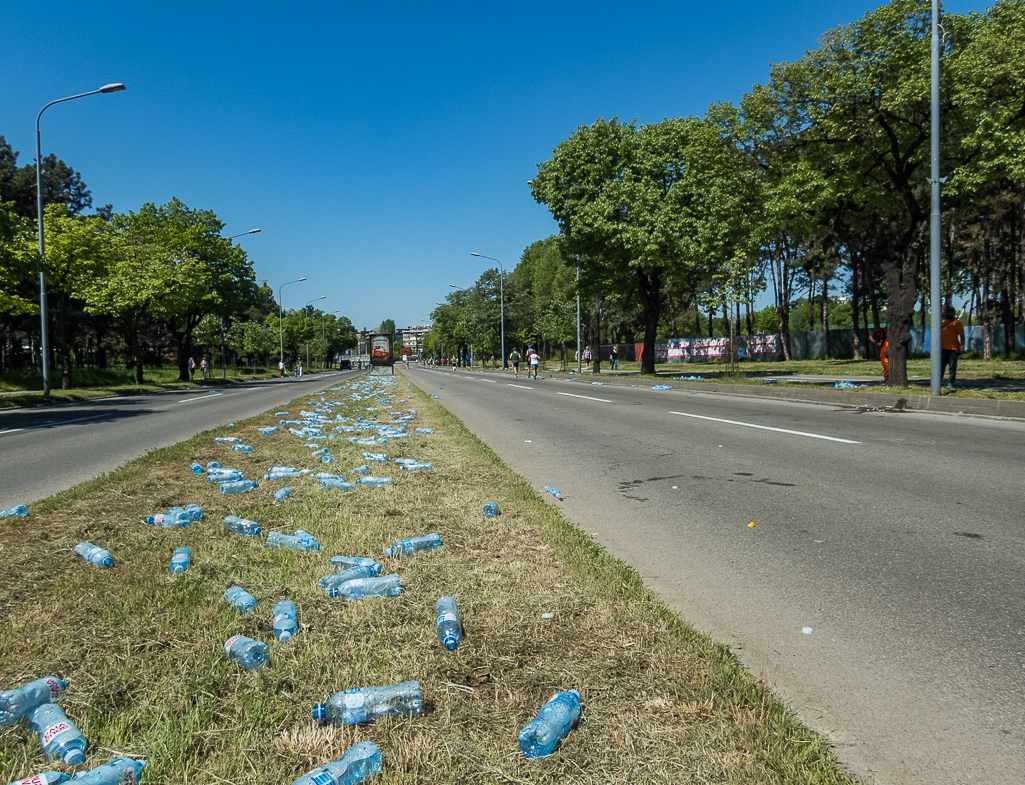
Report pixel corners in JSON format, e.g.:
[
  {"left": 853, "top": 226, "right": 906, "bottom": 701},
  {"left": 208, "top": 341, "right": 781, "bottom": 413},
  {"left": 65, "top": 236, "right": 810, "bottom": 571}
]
[
  {"left": 541, "top": 613, "right": 555, "bottom": 620},
  {"left": 385, "top": 532, "right": 441, "bottom": 558},
  {"left": 73, "top": 542, "right": 112, "bottom": 568},
  {"left": 671, "top": 486, "right": 678, "bottom": 489},
  {"left": 224, "top": 586, "right": 257, "bottom": 613},
  {"left": 224, "top": 635, "right": 268, "bottom": 670},
  {"left": 435, "top": 596, "right": 463, "bottom": 650},
  {"left": 834, "top": 380, "right": 867, "bottom": 389},
  {"left": 0, "top": 504, "right": 28, "bottom": 518},
  {"left": 748, "top": 522, "right": 755, "bottom": 528},
  {"left": 170, "top": 547, "right": 191, "bottom": 573},
  {"left": 266, "top": 530, "right": 322, "bottom": 552},
  {"left": 651, "top": 384, "right": 673, "bottom": 391},
  {"left": 591, "top": 382, "right": 604, "bottom": 386},
  {"left": 519, "top": 690, "right": 581, "bottom": 758},
  {"left": 223, "top": 515, "right": 262, "bottom": 536},
  {"left": 763, "top": 379, "right": 778, "bottom": 385},
  {"left": 482, "top": 502, "right": 500, "bottom": 518},
  {"left": 544, "top": 485, "right": 563, "bottom": 501},
  {"left": 289, "top": 742, "right": 381, "bottom": 785},
  {"left": 525, "top": 440, "right": 532, "bottom": 443},
  {"left": 802, "top": 627, "right": 814, "bottom": 635},
  {"left": 314, "top": 681, "right": 421, "bottom": 725}
]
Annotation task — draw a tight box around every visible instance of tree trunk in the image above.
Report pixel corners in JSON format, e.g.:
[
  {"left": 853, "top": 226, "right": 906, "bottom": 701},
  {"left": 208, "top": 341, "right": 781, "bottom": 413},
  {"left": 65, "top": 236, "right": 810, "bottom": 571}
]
[
  {"left": 56, "top": 292, "right": 72, "bottom": 390},
  {"left": 637, "top": 270, "right": 660, "bottom": 375},
  {"left": 590, "top": 295, "right": 603, "bottom": 373},
  {"left": 881, "top": 248, "right": 919, "bottom": 388},
  {"left": 821, "top": 278, "right": 830, "bottom": 359},
  {"left": 851, "top": 250, "right": 862, "bottom": 360}
]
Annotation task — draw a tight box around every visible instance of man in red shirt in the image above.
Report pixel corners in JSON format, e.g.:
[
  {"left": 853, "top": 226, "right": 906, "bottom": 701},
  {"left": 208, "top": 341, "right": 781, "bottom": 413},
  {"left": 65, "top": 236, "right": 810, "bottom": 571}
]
[
  {"left": 869, "top": 326, "right": 888, "bottom": 383},
  {"left": 940, "top": 305, "right": 966, "bottom": 390}
]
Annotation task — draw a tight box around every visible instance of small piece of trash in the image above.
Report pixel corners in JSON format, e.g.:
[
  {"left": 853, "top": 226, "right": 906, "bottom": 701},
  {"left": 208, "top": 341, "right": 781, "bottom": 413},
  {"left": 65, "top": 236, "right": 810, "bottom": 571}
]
[
  {"left": 813, "top": 540, "right": 824, "bottom": 544},
  {"left": 748, "top": 522, "right": 755, "bottom": 528},
  {"left": 718, "top": 445, "right": 723, "bottom": 448},
  {"left": 541, "top": 613, "right": 554, "bottom": 619},
  {"left": 591, "top": 532, "right": 598, "bottom": 537},
  {"left": 802, "top": 627, "right": 814, "bottom": 635},
  {"left": 525, "top": 440, "right": 532, "bottom": 443},
  {"left": 671, "top": 485, "right": 678, "bottom": 489}
]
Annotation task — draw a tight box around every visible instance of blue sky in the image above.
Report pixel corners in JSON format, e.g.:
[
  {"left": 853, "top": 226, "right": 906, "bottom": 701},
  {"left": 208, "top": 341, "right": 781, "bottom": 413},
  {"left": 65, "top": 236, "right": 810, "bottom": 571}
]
[{"left": 2, "top": 0, "right": 990, "bottom": 331}]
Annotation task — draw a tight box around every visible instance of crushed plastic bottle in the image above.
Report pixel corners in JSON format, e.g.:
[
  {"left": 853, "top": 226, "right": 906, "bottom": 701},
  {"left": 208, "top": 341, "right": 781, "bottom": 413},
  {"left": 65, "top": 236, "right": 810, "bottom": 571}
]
[
  {"left": 207, "top": 468, "right": 243, "bottom": 484},
  {"left": 311, "top": 447, "right": 331, "bottom": 458},
  {"left": 206, "top": 461, "right": 220, "bottom": 471},
  {"left": 220, "top": 479, "right": 259, "bottom": 495},
  {"left": 257, "top": 426, "right": 280, "bottom": 435},
  {"left": 318, "top": 565, "right": 380, "bottom": 594},
  {"left": 482, "top": 502, "right": 499, "bottom": 518},
  {"left": 288, "top": 741, "right": 381, "bottom": 785},
  {"left": 0, "top": 504, "right": 29, "bottom": 518},
  {"left": 319, "top": 477, "right": 356, "bottom": 492},
  {"left": 274, "top": 487, "right": 292, "bottom": 500},
  {"left": 223, "top": 586, "right": 257, "bottom": 614},
  {"left": 70, "top": 758, "right": 145, "bottom": 785},
  {"left": 414, "top": 427, "right": 434, "bottom": 434},
  {"left": 214, "top": 436, "right": 241, "bottom": 444},
  {"left": 266, "top": 530, "right": 321, "bottom": 553},
  {"left": 169, "top": 547, "right": 191, "bottom": 574},
  {"left": 361, "top": 452, "right": 390, "bottom": 463},
  {"left": 28, "top": 703, "right": 86, "bottom": 765},
  {"left": 518, "top": 690, "right": 581, "bottom": 758},
  {"left": 329, "top": 556, "right": 381, "bottom": 574},
  {"left": 357, "top": 476, "right": 393, "bottom": 488},
  {"left": 544, "top": 486, "right": 564, "bottom": 501},
  {"left": 231, "top": 444, "right": 254, "bottom": 453},
  {"left": 189, "top": 462, "right": 203, "bottom": 474},
  {"left": 351, "top": 464, "right": 370, "bottom": 475},
  {"left": 223, "top": 635, "right": 269, "bottom": 670},
  {"left": 384, "top": 533, "right": 441, "bottom": 558},
  {"left": 399, "top": 462, "right": 432, "bottom": 472},
  {"left": 313, "top": 681, "right": 422, "bottom": 725},
  {"left": 272, "top": 600, "right": 298, "bottom": 642},
  {"left": 73, "top": 542, "right": 112, "bottom": 568},
  {"left": 223, "top": 515, "right": 262, "bottom": 537},
  {"left": 322, "top": 456, "right": 336, "bottom": 464},
  {"left": 5, "top": 770, "right": 70, "bottom": 785},
  {"left": 329, "top": 575, "right": 401, "bottom": 601},
  {"left": 0, "top": 677, "right": 67, "bottom": 726},
  {"left": 435, "top": 596, "right": 462, "bottom": 650}
]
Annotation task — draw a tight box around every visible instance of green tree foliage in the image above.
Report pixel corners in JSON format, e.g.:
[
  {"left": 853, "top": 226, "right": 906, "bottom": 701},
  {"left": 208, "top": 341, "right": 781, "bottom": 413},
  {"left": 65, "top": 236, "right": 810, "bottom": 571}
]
[
  {"left": 0, "top": 201, "right": 35, "bottom": 316},
  {"left": 378, "top": 318, "right": 396, "bottom": 335}
]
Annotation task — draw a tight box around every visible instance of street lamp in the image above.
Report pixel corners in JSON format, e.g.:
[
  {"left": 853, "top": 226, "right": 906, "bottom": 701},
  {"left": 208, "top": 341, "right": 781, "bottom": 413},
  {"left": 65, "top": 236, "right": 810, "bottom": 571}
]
[
  {"left": 36, "top": 82, "right": 126, "bottom": 396},
  {"left": 220, "top": 229, "right": 262, "bottom": 379},
  {"left": 305, "top": 297, "right": 326, "bottom": 370},
  {"left": 471, "top": 253, "right": 505, "bottom": 369},
  {"left": 278, "top": 277, "right": 306, "bottom": 372}
]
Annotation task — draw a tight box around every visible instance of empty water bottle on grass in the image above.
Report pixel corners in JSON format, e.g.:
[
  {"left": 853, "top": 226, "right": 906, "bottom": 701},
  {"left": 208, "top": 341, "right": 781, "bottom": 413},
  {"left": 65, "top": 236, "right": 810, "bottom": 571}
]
[
  {"left": 207, "top": 469, "right": 243, "bottom": 484},
  {"left": 329, "top": 574, "right": 401, "bottom": 601},
  {"left": 384, "top": 533, "right": 441, "bottom": 558},
  {"left": 320, "top": 477, "right": 356, "bottom": 492},
  {"left": 224, "top": 635, "right": 269, "bottom": 670},
  {"left": 518, "top": 690, "right": 581, "bottom": 758},
  {"left": 73, "top": 542, "right": 112, "bottom": 568},
  {"left": 313, "top": 681, "right": 422, "bottom": 725},
  {"left": 214, "top": 436, "right": 241, "bottom": 444},
  {"left": 206, "top": 461, "right": 220, "bottom": 471},
  {"left": 0, "top": 677, "right": 67, "bottom": 726},
  {"left": 220, "top": 480, "right": 258, "bottom": 495},
  {"left": 223, "top": 515, "right": 261, "bottom": 536},
  {"left": 231, "top": 444, "right": 253, "bottom": 453},
  {"left": 274, "top": 487, "right": 292, "bottom": 500},
  {"left": 272, "top": 600, "right": 298, "bottom": 642},
  {"left": 357, "top": 476, "right": 393, "bottom": 488},
  {"left": 70, "top": 758, "right": 145, "bottom": 785},
  {"left": 329, "top": 555, "right": 380, "bottom": 573},
  {"left": 6, "top": 770, "right": 69, "bottom": 785},
  {"left": 544, "top": 486, "right": 564, "bottom": 501},
  {"left": 266, "top": 530, "right": 321, "bottom": 552},
  {"left": 0, "top": 504, "right": 28, "bottom": 518},
  {"left": 318, "top": 565, "right": 380, "bottom": 593},
  {"left": 28, "top": 703, "right": 86, "bottom": 765},
  {"left": 435, "top": 596, "right": 462, "bottom": 650},
  {"left": 189, "top": 462, "right": 203, "bottom": 474},
  {"left": 169, "top": 547, "right": 191, "bottom": 574},
  {"left": 223, "top": 586, "right": 257, "bottom": 613},
  {"left": 288, "top": 741, "right": 381, "bottom": 785},
  {"left": 482, "top": 502, "right": 499, "bottom": 518}
]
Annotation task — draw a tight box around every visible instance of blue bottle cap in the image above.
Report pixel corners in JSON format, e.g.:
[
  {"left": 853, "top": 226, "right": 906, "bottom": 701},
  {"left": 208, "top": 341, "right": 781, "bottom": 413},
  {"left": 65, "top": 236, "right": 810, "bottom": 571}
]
[{"left": 312, "top": 703, "right": 326, "bottom": 721}]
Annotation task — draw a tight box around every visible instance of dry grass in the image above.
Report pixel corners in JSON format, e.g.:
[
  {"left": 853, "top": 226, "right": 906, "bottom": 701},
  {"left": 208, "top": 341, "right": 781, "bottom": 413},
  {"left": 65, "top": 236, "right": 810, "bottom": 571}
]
[{"left": 0, "top": 372, "right": 855, "bottom": 784}]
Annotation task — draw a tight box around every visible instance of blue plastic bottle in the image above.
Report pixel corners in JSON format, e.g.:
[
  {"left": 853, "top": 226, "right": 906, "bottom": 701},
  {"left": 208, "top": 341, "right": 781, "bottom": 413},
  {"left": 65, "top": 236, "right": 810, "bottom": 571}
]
[
  {"left": 318, "top": 565, "right": 379, "bottom": 594},
  {"left": 73, "top": 542, "right": 112, "bottom": 568},
  {"left": 28, "top": 703, "right": 87, "bottom": 765},
  {"left": 288, "top": 742, "right": 382, "bottom": 785},
  {"left": 0, "top": 677, "right": 68, "bottom": 726},
  {"left": 231, "top": 444, "right": 253, "bottom": 453},
  {"left": 223, "top": 635, "right": 269, "bottom": 670},
  {"left": 329, "top": 556, "right": 381, "bottom": 574},
  {"left": 518, "top": 690, "right": 581, "bottom": 758},
  {"left": 384, "top": 533, "right": 441, "bottom": 558},
  {"left": 330, "top": 575, "right": 401, "bottom": 601},
  {"left": 0, "top": 504, "right": 28, "bottom": 518},
  {"left": 482, "top": 502, "right": 500, "bottom": 518},
  {"left": 223, "top": 516, "right": 262, "bottom": 537},
  {"left": 319, "top": 478, "right": 355, "bottom": 492},
  {"left": 207, "top": 469, "right": 243, "bottom": 484},
  {"left": 274, "top": 487, "right": 292, "bottom": 500},
  {"left": 272, "top": 600, "right": 298, "bottom": 642},
  {"left": 169, "top": 547, "right": 191, "bottom": 574},
  {"left": 357, "top": 476, "right": 393, "bottom": 488},
  {"left": 5, "top": 770, "right": 70, "bottom": 785},
  {"left": 189, "top": 462, "right": 203, "bottom": 474},
  {"left": 544, "top": 485, "right": 564, "bottom": 501},
  {"left": 266, "top": 531, "right": 321, "bottom": 552},
  {"left": 220, "top": 480, "right": 259, "bottom": 495},
  {"left": 435, "top": 596, "right": 462, "bottom": 650},
  {"left": 313, "top": 681, "right": 422, "bottom": 725},
  {"left": 223, "top": 586, "right": 257, "bottom": 613},
  {"left": 70, "top": 758, "right": 145, "bottom": 785}
]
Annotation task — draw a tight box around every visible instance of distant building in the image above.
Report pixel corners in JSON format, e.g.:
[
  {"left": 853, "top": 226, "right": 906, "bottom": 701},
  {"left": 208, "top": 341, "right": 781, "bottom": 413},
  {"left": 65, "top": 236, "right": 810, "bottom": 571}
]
[{"left": 397, "top": 324, "right": 431, "bottom": 356}]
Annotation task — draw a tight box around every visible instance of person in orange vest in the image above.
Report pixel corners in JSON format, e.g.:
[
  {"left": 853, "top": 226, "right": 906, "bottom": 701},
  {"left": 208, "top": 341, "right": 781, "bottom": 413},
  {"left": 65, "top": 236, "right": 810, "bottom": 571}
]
[
  {"left": 939, "top": 305, "right": 966, "bottom": 390},
  {"left": 869, "top": 326, "right": 888, "bottom": 383}
]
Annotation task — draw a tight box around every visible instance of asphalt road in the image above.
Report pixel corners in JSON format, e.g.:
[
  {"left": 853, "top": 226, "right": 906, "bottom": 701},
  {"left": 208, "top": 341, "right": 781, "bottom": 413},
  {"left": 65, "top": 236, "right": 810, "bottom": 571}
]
[
  {"left": 0, "top": 371, "right": 354, "bottom": 509},
  {"left": 404, "top": 366, "right": 1025, "bottom": 785}
]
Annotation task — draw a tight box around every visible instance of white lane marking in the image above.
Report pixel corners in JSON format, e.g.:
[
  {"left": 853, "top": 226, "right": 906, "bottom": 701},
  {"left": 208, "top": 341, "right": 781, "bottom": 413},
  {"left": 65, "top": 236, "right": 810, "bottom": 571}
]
[
  {"left": 507, "top": 384, "right": 534, "bottom": 390},
  {"left": 0, "top": 412, "right": 114, "bottom": 435},
  {"left": 557, "top": 392, "right": 612, "bottom": 403},
  {"left": 479, "top": 379, "right": 497, "bottom": 384},
  {"left": 177, "top": 393, "right": 224, "bottom": 404},
  {"left": 668, "top": 411, "right": 861, "bottom": 444}
]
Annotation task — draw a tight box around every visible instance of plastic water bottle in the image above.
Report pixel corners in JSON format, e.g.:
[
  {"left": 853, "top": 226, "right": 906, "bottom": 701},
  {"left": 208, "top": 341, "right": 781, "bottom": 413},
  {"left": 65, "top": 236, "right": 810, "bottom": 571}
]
[
  {"left": 414, "top": 427, "right": 434, "bottom": 434},
  {"left": 313, "top": 681, "right": 422, "bottom": 725},
  {"left": 544, "top": 485, "right": 564, "bottom": 501},
  {"left": 435, "top": 596, "right": 462, "bottom": 650},
  {"left": 384, "top": 533, "right": 441, "bottom": 558},
  {"left": 288, "top": 741, "right": 381, "bottom": 785},
  {"left": 482, "top": 502, "right": 499, "bottom": 518},
  {"left": 206, "top": 461, "right": 220, "bottom": 471},
  {"left": 231, "top": 444, "right": 253, "bottom": 453},
  {"left": 357, "top": 476, "right": 393, "bottom": 488},
  {"left": 70, "top": 758, "right": 145, "bottom": 785},
  {"left": 28, "top": 703, "right": 87, "bottom": 765},
  {"left": 361, "top": 452, "right": 390, "bottom": 463},
  {"left": 272, "top": 600, "right": 298, "bottom": 642},
  {"left": 0, "top": 677, "right": 68, "bottom": 726},
  {"left": 73, "top": 542, "right": 112, "bottom": 568},
  {"left": 220, "top": 480, "right": 258, "bottom": 495},
  {"left": 207, "top": 469, "right": 243, "bottom": 484},
  {"left": 223, "top": 516, "right": 262, "bottom": 536},
  {"left": 351, "top": 465, "right": 370, "bottom": 475},
  {"left": 319, "top": 478, "right": 356, "bottom": 492},
  {"left": 399, "top": 462, "right": 432, "bottom": 472},
  {"left": 144, "top": 509, "right": 190, "bottom": 528},
  {"left": 169, "top": 547, "right": 191, "bottom": 574},
  {"left": 0, "top": 504, "right": 28, "bottom": 518},
  {"left": 223, "top": 635, "right": 269, "bottom": 670},
  {"left": 329, "top": 556, "right": 381, "bottom": 574},
  {"left": 214, "top": 436, "right": 241, "bottom": 444},
  {"left": 189, "top": 462, "right": 203, "bottom": 474},
  {"left": 318, "top": 565, "right": 379, "bottom": 594},
  {"left": 329, "top": 575, "right": 401, "bottom": 601},
  {"left": 311, "top": 447, "right": 330, "bottom": 458},
  {"left": 518, "top": 690, "right": 581, "bottom": 758},
  {"left": 5, "top": 770, "right": 70, "bottom": 785},
  {"left": 223, "top": 586, "right": 257, "bottom": 613},
  {"left": 274, "top": 487, "right": 292, "bottom": 500},
  {"left": 266, "top": 530, "right": 321, "bottom": 552}
]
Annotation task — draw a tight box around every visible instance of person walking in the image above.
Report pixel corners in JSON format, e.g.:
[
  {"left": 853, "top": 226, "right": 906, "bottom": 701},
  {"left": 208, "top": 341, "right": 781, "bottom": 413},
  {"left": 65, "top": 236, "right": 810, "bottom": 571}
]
[
  {"left": 509, "top": 348, "right": 520, "bottom": 377},
  {"left": 528, "top": 345, "right": 540, "bottom": 380},
  {"left": 188, "top": 357, "right": 196, "bottom": 380},
  {"left": 200, "top": 357, "right": 208, "bottom": 379},
  {"left": 610, "top": 344, "right": 619, "bottom": 370},
  {"left": 583, "top": 345, "right": 592, "bottom": 369},
  {"left": 278, "top": 359, "right": 285, "bottom": 377},
  {"left": 869, "top": 326, "right": 888, "bottom": 383},
  {"left": 940, "top": 305, "right": 966, "bottom": 390}
]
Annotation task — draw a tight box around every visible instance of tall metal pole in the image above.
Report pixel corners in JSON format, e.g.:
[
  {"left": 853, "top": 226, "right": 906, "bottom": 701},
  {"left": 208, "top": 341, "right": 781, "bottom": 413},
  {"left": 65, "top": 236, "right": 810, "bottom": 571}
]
[
  {"left": 576, "top": 265, "right": 582, "bottom": 373},
  {"left": 35, "top": 83, "right": 126, "bottom": 396},
  {"left": 470, "top": 253, "right": 505, "bottom": 368},
  {"left": 278, "top": 277, "right": 306, "bottom": 370},
  {"left": 221, "top": 229, "right": 261, "bottom": 379},
  {"left": 929, "top": 0, "right": 942, "bottom": 395}
]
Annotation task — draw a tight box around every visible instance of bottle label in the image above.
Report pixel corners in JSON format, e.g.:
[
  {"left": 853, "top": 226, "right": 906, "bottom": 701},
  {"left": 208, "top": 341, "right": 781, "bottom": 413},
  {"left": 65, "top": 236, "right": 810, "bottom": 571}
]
[
  {"left": 17, "top": 775, "right": 46, "bottom": 785},
  {"left": 310, "top": 773, "right": 332, "bottom": 785},
  {"left": 342, "top": 691, "right": 365, "bottom": 709},
  {"left": 42, "top": 721, "right": 70, "bottom": 745},
  {"left": 225, "top": 635, "right": 242, "bottom": 654},
  {"left": 437, "top": 612, "right": 457, "bottom": 624},
  {"left": 46, "top": 678, "right": 62, "bottom": 700}
]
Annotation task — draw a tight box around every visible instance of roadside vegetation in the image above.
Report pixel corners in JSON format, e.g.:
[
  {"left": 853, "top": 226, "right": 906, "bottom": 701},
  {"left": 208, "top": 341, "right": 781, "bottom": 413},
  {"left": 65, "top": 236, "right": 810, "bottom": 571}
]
[{"left": 0, "top": 373, "right": 855, "bottom": 784}]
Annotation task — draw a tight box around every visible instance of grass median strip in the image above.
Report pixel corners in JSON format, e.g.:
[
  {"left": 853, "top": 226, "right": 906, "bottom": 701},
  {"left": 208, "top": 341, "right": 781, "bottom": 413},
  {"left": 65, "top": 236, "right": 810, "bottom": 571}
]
[{"left": 0, "top": 374, "right": 854, "bottom": 784}]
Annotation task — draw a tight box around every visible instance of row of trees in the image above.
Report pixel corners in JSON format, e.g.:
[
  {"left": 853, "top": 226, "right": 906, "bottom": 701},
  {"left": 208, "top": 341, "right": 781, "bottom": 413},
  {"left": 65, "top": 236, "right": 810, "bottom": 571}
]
[
  {"left": 430, "top": 0, "right": 1024, "bottom": 384},
  {"left": 1, "top": 138, "right": 359, "bottom": 387}
]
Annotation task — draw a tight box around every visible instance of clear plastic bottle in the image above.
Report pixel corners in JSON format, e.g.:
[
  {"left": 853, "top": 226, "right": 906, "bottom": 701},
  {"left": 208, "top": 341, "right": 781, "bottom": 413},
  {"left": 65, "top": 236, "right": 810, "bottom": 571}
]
[
  {"left": 206, "top": 461, "right": 220, "bottom": 471},
  {"left": 0, "top": 504, "right": 28, "bottom": 518},
  {"left": 144, "top": 510, "right": 190, "bottom": 528},
  {"left": 274, "top": 487, "right": 292, "bottom": 500},
  {"left": 206, "top": 469, "right": 243, "bottom": 484},
  {"left": 223, "top": 516, "right": 262, "bottom": 537},
  {"left": 351, "top": 465, "right": 370, "bottom": 475},
  {"left": 28, "top": 703, "right": 87, "bottom": 765},
  {"left": 357, "top": 476, "right": 393, "bottom": 488},
  {"left": 5, "top": 769, "right": 70, "bottom": 785},
  {"left": 482, "top": 502, "right": 500, "bottom": 518},
  {"left": 414, "top": 427, "right": 434, "bottom": 434},
  {"left": 189, "top": 462, "right": 203, "bottom": 474},
  {"left": 400, "top": 462, "right": 432, "bottom": 472},
  {"left": 319, "top": 478, "right": 355, "bottom": 492},
  {"left": 0, "top": 677, "right": 68, "bottom": 726},
  {"left": 272, "top": 600, "right": 298, "bottom": 642},
  {"left": 329, "top": 556, "right": 381, "bottom": 574},
  {"left": 329, "top": 574, "right": 401, "bottom": 601},
  {"left": 517, "top": 690, "right": 581, "bottom": 758},
  {"left": 266, "top": 531, "right": 321, "bottom": 552},
  {"left": 220, "top": 480, "right": 259, "bottom": 495},
  {"left": 311, "top": 447, "right": 330, "bottom": 458},
  {"left": 435, "top": 596, "right": 462, "bottom": 650},
  {"left": 384, "top": 533, "right": 441, "bottom": 558},
  {"left": 288, "top": 741, "right": 381, "bottom": 785},
  {"left": 361, "top": 452, "right": 390, "bottom": 463},
  {"left": 231, "top": 444, "right": 253, "bottom": 453},
  {"left": 223, "top": 635, "right": 269, "bottom": 670},
  {"left": 181, "top": 503, "right": 203, "bottom": 520},
  {"left": 169, "top": 547, "right": 191, "bottom": 574},
  {"left": 223, "top": 586, "right": 257, "bottom": 614},
  {"left": 70, "top": 758, "right": 145, "bottom": 785},
  {"left": 214, "top": 436, "right": 241, "bottom": 444},
  {"left": 313, "top": 681, "right": 422, "bottom": 725},
  {"left": 73, "top": 542, "right": 112, "bottom": 568},
  {"left": 544, "top": 485, "right": 564, "bottom": 501},
  {"left": 318, "top": 565, "right": 379, "bottom": 594}
]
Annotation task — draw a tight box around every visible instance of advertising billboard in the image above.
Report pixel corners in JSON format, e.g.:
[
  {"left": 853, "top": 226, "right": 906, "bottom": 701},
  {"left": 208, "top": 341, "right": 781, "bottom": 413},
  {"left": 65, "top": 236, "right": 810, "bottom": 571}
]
[{"left": 369, "top": 333, "right": 394, "bottom": 367}]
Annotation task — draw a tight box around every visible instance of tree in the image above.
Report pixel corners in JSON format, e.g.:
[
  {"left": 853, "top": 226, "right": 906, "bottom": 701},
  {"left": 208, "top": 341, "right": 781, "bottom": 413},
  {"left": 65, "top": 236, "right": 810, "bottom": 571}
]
[
  {"left": 227, "top": 319, "right": 276, "bottom": 373},
  {"left": 378, "top": 318, "right": 395, "bottom": 335},
  {"left": 6, "top": 154, "right": 92, "bottom": 219}
]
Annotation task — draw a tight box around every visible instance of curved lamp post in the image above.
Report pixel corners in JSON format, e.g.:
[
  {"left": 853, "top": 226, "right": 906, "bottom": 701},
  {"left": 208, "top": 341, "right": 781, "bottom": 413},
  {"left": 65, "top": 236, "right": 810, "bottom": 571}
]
[
  {"left": 305, "top": 296, "right": 326, "bottom": 369},
  {"left": 220, "top": 229, "right": 261, "bottom": 378},
  {"left": 470, "top": 253, "right": 505, "bottom": 369},
  {"left": 36, "top": 83, "right": 126, "bottom": 396},
  {"left": 279, "top": 277, "right": 306, "bottom": 369}
]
